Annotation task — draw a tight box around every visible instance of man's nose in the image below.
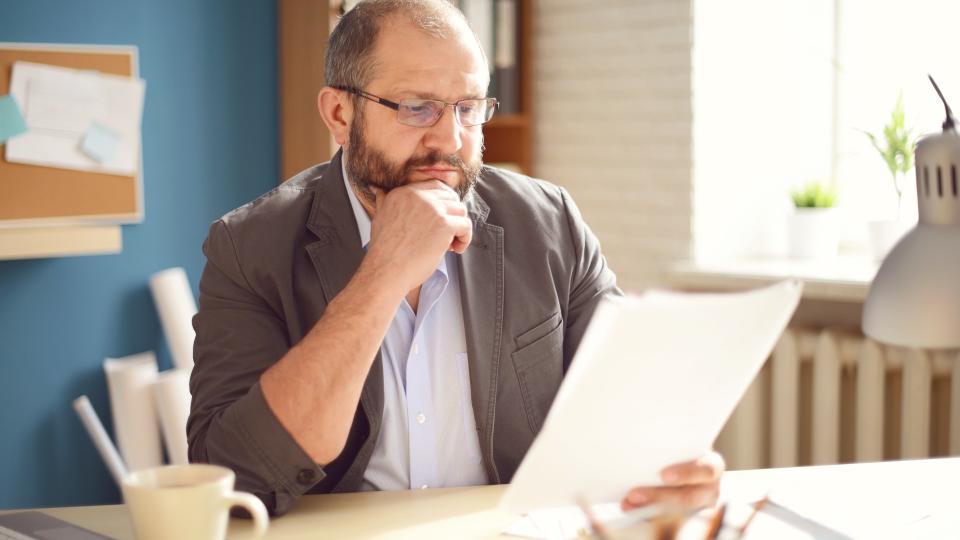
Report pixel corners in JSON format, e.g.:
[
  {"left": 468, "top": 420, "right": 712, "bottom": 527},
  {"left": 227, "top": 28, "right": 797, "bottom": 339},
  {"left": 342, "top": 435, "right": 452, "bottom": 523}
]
[{"left": 422, "top": 105, "right": 463, "bottom": 156}]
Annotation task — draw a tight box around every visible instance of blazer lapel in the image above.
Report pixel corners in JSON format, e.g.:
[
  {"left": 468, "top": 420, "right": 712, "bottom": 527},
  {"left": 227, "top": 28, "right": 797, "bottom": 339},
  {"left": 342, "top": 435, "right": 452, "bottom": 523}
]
[
  {"left": 458, "top": 188, "right": 505, "bottom": 483},
  {"left": 304, "top": 150, "right": 384, "bottom": 457}
]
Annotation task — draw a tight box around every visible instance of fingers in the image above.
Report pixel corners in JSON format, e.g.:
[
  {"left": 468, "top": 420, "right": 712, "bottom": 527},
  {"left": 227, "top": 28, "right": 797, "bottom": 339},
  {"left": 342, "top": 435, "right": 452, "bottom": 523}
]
[
  {"left": 375, "top": 181, "right": 460, "bottom": 208},
  {"left": 408, "top": 179, "right": 460, "bottom": 200},
  {"left": 370, "top": 179, "right": 472, "bottom": 254},
  {"left": 621, "top": 482, "right": 720, "bottom": 512},
  {"left": 620, "top": 452, "right": 725, "bottom": 512},
  {"left": 441, "top": 199, "right": 468, "bottom": 217},
  {"left": 660, "top": 452, "right": 725, "bottom": 486},
  {"left": 447, "top": 214, "right": 473, "bottom": 253}
]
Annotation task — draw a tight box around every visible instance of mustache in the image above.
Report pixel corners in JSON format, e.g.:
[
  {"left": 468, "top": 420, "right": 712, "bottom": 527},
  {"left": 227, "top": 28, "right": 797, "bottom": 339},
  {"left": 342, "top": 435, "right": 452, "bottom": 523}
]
[{"left": 404, "top": 151, "right": 470, "bottom": 174}]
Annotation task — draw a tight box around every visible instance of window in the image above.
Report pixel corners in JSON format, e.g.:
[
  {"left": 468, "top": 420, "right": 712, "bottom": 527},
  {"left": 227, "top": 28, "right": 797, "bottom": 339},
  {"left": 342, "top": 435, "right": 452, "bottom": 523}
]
[{"left": 693, "top": 0, "right": 960, "bottom": 260}]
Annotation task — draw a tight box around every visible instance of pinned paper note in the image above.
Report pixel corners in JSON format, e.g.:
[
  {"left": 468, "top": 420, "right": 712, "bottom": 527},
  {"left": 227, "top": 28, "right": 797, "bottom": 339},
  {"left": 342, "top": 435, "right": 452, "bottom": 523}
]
[
  {"left": 6, "top": 61, "right": 144, "bottom": 175},
  {"left": 0, "top": 94, "right": 28, "bottom": 144},
  {"left": 80, "top": 122, "right": 120, "bottom": 163}
]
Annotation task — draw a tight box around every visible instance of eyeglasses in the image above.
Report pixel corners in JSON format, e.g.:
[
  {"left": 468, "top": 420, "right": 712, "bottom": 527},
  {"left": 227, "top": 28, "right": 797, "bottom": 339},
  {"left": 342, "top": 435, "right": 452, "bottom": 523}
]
[{"left": 332, "top": 85, "right": 498, "bottom": 128}]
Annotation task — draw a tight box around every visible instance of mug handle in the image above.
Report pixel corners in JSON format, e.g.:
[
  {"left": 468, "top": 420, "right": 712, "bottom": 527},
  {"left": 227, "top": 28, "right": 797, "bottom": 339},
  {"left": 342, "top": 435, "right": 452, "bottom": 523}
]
[{"left": 224, "top": 491, "right": 269, "bottom": 539}]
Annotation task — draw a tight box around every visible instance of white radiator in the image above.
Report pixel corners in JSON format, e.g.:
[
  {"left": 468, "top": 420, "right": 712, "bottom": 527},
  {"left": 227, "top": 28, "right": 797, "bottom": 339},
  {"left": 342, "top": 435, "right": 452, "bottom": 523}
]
[{"left": 715, "top": 327, "right": 960, "bottom": 469}]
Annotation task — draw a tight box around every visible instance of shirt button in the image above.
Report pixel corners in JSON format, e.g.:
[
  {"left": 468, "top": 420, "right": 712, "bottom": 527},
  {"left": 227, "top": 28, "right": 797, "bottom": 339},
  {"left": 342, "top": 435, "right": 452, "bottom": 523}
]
[
  {"left": 420, "top": 484, "right": 429, "bottom": 489},
  {"left": 413, "top": 344, "right": 419, "bottom": 354},
  {"left": 416, "top": 413, "right": 426, "bottom": 424},
  {"left": 297, "top": 469, "right": 316, "bottom": 486}
]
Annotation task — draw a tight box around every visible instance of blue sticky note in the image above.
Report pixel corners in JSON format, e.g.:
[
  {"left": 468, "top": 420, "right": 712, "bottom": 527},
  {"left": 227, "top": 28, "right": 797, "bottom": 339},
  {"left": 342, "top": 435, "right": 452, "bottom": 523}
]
[
  {"left": 80, "top": 122, "right": 120, "bottom": 164},
  {"left": 0, "top": 94, "right": 28, "bottom": 144}
]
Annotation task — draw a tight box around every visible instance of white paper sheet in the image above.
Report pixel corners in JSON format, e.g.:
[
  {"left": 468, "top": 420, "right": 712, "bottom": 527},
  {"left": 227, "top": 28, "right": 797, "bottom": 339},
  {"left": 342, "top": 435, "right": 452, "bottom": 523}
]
[
  {"left": 6, "top": 61, "right": 145, "bottom": 176},
  {"left": 499, "top": 280, "right": 803, "bottom": 514},
  {"left": 152, "top": 368, "right": 192, "bottom": 465},
  {"left": 149, "top": 267, "right": 197, "bottom": 371},
  {"left": 103, "top": 352, "right": 163, "bottom": 472}
]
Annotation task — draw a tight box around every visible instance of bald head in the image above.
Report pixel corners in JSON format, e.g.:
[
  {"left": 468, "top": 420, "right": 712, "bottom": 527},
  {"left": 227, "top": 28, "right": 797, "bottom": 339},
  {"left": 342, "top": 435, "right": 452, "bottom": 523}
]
[{"left": 325, "top": 0, "right": 487, "bottom": 93}]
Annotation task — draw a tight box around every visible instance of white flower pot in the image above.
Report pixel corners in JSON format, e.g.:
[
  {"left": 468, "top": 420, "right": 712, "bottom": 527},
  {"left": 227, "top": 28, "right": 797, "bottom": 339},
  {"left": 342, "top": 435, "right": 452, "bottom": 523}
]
[
  {"left": 868, "top": 219, "right": 913, "bottom": 263},
  {"left": 788, "top": 208, "right": 840, "bottom": 259}
]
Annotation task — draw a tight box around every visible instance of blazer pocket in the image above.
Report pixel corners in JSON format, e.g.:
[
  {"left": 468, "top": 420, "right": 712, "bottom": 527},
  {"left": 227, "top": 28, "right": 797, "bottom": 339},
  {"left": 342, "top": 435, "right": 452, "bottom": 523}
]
[
  {"left": 511, "top": 321, "right": 564, "bottom": 434},
  {"left": 515, "top": 311, "right": 562, "bottom": 350}
]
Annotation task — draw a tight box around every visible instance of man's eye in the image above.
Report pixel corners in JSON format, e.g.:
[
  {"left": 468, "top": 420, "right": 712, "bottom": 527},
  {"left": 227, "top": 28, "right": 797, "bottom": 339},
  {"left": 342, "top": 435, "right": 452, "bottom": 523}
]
[{"left": 405, "top": 102, "right": 435, "bottom": 115}]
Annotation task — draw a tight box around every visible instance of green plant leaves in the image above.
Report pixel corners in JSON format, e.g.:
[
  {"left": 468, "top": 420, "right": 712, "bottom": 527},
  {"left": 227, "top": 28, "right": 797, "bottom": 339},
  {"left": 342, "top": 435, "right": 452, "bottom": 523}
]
[
  {"left": 791, "top": 180, "right": 837, "bottom": 208},
  {"left": 864, "top": 94, "right": 917, "bottom": 204}
]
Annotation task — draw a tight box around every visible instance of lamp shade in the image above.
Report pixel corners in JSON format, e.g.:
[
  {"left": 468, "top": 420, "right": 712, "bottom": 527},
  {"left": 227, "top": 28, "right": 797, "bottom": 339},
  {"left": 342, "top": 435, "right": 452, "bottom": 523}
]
[
  {"left": 862, "top": 223, "right": 960, "bottom": 348},
  {"left": 862, "top": 125, "right": 960, "bottom": 348}
]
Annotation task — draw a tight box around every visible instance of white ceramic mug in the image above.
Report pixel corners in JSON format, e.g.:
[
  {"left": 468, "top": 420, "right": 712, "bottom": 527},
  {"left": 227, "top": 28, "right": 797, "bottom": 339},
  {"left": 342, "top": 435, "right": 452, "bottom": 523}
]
[{"left": 121, "top": 464, "right": 268, "bottom": 540}]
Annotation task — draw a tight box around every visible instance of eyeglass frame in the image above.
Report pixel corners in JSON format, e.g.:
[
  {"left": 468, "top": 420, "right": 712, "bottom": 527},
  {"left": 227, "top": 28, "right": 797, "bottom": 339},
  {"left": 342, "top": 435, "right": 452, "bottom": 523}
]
[{"left": 331, "top": 85, "right": 499, "bottom": 128}]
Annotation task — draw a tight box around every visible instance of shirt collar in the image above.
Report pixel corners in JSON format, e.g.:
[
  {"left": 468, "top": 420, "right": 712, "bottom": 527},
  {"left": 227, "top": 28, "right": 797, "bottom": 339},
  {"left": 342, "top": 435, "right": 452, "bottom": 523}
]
[
  {"left": 342, "top": 157, "right": 372, "bottom": 248},
  {"left": 341, "top": 155, "right": 450, "bottom": 279}
]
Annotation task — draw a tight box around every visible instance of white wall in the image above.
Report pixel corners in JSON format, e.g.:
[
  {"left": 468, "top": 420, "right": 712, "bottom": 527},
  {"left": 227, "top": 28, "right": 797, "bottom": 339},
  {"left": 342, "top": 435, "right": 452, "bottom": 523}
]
[{"left": 534, "top": 0, "right": 694, "bottom": 291}]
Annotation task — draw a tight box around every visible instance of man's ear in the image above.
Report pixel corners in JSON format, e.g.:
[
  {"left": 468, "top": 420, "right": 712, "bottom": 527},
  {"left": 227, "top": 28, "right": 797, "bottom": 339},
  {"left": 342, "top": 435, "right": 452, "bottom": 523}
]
[{"left": 318, "top": 87, "right": 353, "bottom": 147}]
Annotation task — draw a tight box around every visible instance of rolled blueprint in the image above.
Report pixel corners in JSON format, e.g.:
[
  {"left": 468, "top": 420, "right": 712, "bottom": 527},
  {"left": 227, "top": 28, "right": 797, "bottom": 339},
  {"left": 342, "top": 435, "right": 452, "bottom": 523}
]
[
  {"left": 103, "top": 352, "right": 163, "bottom": 472},
  {"left": 152, "top": 368, "right": 191, "bottom": 465},
  {"left": 72, "top": 395, "right": 129, "bottom": 487},
  {"left": 149, "top": 267, "right": 197, "bottom": 370}
]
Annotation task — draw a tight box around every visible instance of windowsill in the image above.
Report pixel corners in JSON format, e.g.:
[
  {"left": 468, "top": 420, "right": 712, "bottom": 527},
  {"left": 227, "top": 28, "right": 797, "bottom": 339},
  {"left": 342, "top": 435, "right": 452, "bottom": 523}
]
[{"left": 664, "top": 253, "right": 879, "bottom": 303}]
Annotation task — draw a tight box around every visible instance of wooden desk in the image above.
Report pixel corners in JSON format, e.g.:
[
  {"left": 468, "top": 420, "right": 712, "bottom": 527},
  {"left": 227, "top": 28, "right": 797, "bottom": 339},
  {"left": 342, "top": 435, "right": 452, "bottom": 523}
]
[
  {"left": 15, "top": 484, "right": 516, "bottom": 540},
  {"left": 8, "top": 458, "right": 960, "bottom": 539}
]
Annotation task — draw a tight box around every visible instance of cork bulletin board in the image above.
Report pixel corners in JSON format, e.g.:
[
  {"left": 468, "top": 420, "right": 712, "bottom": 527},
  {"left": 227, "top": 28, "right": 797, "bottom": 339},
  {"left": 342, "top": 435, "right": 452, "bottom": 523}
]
[{"left": 0, "top": 43, "right": 143, "bottom": 227}]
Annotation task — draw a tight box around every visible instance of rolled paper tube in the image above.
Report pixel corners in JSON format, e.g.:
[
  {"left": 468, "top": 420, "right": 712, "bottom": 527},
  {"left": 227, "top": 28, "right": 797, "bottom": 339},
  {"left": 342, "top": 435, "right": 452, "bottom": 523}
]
[
  {"left": 149, "top": 267, "right": 198, "bottom": 371},
  {"left": 152, "top": 368, "right": 191, "bottom": 465},
  {"left": 72, "top": 395, "right": 129, "bottom": 487},
  {"left": 103, "top": 352, "right": 163, "bottom": 472}
]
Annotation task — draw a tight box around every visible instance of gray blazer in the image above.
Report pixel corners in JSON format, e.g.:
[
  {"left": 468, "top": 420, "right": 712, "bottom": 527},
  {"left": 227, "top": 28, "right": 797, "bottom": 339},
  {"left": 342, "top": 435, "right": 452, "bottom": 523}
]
[{"left": 188, "top": 151, "right": 620, "bottom": 515}]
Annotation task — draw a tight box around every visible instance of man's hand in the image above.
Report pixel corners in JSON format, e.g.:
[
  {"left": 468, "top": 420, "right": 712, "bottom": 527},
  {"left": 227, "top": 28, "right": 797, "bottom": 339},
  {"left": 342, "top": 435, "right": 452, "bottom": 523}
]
[
  {"left": 621, "top": 451, "right": 725, "bottom": 511},
  {"left": 364, "top": 180, "right": 473, "bottom": 292}
]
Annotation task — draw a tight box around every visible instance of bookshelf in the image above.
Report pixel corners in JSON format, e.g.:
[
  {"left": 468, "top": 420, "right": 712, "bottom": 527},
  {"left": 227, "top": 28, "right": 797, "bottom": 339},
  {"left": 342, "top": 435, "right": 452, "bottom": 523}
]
[
  {"left": 481, "top": 0, "right": 534, "bottom": 176},
  {"left": 278, "top": 0, "right": 535, "bottom": 179}
]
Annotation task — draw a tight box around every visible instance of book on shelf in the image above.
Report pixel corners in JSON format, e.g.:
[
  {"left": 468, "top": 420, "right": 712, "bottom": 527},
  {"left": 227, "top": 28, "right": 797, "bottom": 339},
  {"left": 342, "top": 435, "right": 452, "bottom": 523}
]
[
  {"left": 460, "top": 0, "right": 519, "bottom": 115},
  {"left": 493, "top": 0, "right": 519, "bottom": 115}
]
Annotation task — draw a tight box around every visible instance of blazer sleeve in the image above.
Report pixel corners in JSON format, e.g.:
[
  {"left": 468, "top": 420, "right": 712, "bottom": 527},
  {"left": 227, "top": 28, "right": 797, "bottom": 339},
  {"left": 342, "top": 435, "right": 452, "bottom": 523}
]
[
  {"left": 187, "top": 218, "right": 324, "bottom": 516},
  {"left": 558, "top": 187, "right": 624, "bottom": 370}
]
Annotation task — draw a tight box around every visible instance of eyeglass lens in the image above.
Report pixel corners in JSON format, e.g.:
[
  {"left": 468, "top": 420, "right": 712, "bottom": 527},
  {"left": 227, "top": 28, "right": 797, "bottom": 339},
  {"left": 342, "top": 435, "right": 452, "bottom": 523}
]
[{"left": 397, "top": 98, "right": 495, "bottom": 127}]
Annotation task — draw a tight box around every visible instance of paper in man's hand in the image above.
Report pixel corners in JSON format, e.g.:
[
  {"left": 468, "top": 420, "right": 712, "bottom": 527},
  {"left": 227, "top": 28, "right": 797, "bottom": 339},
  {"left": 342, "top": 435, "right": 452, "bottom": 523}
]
[{"left": 500, "top": 280, "right": 803, "bottom": 514}]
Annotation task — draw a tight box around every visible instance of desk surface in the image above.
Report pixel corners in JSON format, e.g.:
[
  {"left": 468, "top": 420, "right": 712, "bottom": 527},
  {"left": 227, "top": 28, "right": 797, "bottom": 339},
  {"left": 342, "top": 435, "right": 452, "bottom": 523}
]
[
  {"left": 18, "top": 484, "right": 515, "bottom": 540},
  {"left": 8, "top": 457, "right": 960, "bottom": 539}
]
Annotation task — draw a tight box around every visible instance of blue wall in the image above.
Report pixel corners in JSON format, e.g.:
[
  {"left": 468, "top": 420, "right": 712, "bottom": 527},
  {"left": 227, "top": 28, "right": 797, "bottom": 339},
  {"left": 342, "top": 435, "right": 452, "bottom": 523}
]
[{"left": 0, "top": 0, "right": 278, "bottom": 508}]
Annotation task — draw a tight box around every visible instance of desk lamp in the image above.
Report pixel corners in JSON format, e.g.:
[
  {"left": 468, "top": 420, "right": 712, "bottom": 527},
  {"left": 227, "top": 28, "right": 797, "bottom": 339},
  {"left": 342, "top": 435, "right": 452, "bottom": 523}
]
[{"left": 862, "top": 76, "right": 960, "bottom": 348}]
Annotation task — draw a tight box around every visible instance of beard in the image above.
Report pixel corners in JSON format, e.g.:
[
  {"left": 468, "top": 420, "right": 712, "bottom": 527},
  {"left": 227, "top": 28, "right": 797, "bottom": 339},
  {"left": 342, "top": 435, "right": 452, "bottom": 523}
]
[{"left": 345, "top": 110, "right": 483, "bottom": 206}]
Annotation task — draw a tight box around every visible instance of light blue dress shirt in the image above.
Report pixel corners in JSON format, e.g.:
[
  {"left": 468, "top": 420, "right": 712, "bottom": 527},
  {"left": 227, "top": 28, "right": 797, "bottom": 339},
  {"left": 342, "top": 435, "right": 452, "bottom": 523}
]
[{"left": 340, "top": 162, "right": 487, "bottom": 491}]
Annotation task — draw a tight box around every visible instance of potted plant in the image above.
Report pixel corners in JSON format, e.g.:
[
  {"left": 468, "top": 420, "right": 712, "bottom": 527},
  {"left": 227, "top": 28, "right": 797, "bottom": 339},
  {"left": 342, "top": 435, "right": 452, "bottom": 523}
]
[
  {"left": 864, "top": 95, "right": 917, "bottom": 261},
  {"left": 788, "top": 179, "right": 839, "bottom": 258}
]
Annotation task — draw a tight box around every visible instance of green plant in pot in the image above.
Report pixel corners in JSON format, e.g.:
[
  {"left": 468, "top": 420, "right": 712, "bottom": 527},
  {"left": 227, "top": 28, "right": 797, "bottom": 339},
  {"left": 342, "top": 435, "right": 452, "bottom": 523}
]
[
  {"left": 791, "top": 180, "right": 838, "bottom": 209},
  {"left": 788, "top": 179, "right": 839, "bottom": 258},
  {"left": 863, "top": 95, "right": 918, "bottom": 261}
]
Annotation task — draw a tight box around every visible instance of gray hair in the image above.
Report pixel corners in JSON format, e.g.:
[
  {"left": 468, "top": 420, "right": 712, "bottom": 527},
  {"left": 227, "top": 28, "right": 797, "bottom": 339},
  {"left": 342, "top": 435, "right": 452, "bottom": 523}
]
[{"left": 325, "top": 0, "right": 479, "bottom": 92}]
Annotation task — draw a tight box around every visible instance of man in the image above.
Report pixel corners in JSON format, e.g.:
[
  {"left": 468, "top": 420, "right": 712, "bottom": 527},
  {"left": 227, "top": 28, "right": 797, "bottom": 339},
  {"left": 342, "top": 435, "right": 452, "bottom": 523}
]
[{"left": 188, "top": 0, "right": 723, "bottom": 517}]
